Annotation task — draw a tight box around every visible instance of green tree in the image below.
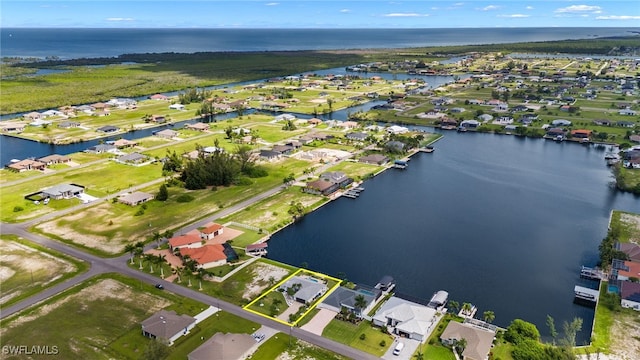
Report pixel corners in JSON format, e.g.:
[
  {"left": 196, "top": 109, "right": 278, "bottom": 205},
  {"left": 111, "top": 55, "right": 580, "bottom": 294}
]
[
  {"left": 283, "top": 173, "right": 296, "bottom": 187},
  {"left": 560, "top": 317, "right": 583, "bottom": 347},
  {"left": 505, "top": 319, "right": 540, "bottom": 344},
  {"left": 461, "top": 302, "right": 472, "bottom": 316},
  {"left": 546, "top": 315, "right": 558, "bottom": 344},
  {"left": 354, "top": 294, "right": 367, "bottom": 316},
  {"left": 448, "top": 300, "right": 460, "bottom": 314},
  {"left": 156, "top": 183, "right": 169, "bottom": 201},
  {"left": 483, "top": 310, "right": 495, "bottom": 323},
  {"left": 414, "top": 351, "right": 424, "bottom": 360}
]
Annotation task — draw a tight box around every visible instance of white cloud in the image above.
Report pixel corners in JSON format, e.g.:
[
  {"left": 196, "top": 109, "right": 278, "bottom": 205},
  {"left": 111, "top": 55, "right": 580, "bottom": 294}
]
[
  {"left": 340, "top": 9, "right": 351, "bottom": 13},
  {"left": 596, "top": 15, "right": 640, "bottom": 20},
  {"left": 525, "top": 6, "right": 534, "bottom": 10},
  {"left": 106, "top": 18, "right": 134, "bottom": 22},
  {"left": 482, "top": 5, "right": 500, "bottom": 11},
  {"left": 555, "top": 5, "right": 601, "bottom": 13},
  {"left": 265, "top": 2, "right": 279, "bottom": 6},
  {"left": 454, "top": 2, "right": 465, "bottom": 6},
  {"left": 497, "top": 14, "right": 530, "bottom": 18},
  {"left": 383, "top": 13, "right": 428, "bottom": 17}
]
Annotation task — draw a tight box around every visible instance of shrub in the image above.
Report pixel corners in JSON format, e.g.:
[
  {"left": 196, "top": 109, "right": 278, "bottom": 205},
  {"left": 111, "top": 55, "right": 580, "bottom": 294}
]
[
  {"left": 13, "top": 206, "right": 24, "bottom": 212},
  {"left": 176, "top": 194, "right": 195, "bottom": 203},
  {"left": 379, "top": 340, "right": 386, "bottom": 347},
  {"left": 134, "top": 209, "right": 145, "bottom": 216},
  {"left": 360, "top": 333, "right": 366, "bottom": 340}
]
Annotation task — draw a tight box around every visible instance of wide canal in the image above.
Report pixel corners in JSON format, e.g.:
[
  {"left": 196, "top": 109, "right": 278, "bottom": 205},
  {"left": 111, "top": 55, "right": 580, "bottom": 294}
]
[{"left": 266, "top": 130, "right": 639, "bottom": 343}]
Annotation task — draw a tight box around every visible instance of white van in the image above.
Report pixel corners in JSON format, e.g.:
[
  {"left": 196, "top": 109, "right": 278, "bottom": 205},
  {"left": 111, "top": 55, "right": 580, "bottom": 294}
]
[{"left": 392, "top": 342, "right": 404, "bottom": 355}]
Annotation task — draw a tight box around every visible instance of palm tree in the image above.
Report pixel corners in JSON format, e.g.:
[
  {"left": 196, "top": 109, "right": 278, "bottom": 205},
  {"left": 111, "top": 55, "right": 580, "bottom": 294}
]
[
  {"left": 449, "top": 300, "right": 460, "bottom": 314},
  {"left": 456, "top": 338, "right": 467, "bottom": 356},
  {"left": 414, "top": 351, "right": 424, "bottom": 360},
  {"left": 354, "top": 294, "right": 367, "bottom": 317},
  {"left": 483, "top": 310, "right": 495, "bottom": 323},
  {"left": 461, "top": 302, "right": 472, "bottom": 316},
  {"left": 151, "top": 231, "right": 162, "bottom": 249},
  {"left": 124, "top": 243, "right": 136, "bottom": 264}
]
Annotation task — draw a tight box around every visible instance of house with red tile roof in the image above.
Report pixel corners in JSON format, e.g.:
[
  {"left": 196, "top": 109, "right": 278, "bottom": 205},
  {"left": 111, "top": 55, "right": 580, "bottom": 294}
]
[
  {"left": 179, "top": 244, "right": 227, "bottom": 269},
  {"left": 169, "top": 233, "right": 202, "bottom": 250},
  {"left": 200, "top": 223, "right": 224, "bottom": 240}
]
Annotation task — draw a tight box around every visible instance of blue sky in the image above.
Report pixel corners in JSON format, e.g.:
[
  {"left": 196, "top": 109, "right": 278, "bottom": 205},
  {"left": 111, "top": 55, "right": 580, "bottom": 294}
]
[{"left": 2, "top": 1, "right": 639, "bottom": 28}]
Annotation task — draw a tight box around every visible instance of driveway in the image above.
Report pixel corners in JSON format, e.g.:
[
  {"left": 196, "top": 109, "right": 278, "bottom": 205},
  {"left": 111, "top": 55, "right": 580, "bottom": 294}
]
[
  {"left": 300, "top": 308, "right": 337, "bottom": 335},
  {"left": 381, "top": 337, "right": 421, "bottom": 360}
]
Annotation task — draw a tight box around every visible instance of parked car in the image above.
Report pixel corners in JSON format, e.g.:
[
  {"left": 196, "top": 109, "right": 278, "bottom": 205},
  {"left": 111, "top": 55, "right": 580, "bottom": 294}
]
[{"left": 155, "top": 284, "right": 164, "bottom": 290}]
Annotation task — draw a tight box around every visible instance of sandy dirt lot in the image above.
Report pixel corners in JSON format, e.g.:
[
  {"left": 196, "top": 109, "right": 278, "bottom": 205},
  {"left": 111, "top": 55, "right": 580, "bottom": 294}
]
[
  {"left": 242, "top": 262, "right": 290, "bottom": 301},
  {"left": 620, "top": 213, "right": 640, "bottom": 244},
  {"left": 0, "top": 240, "right": 76, "bottom": 304},
  {"left": 1, "top": 278, "right": 169, "bottom": 335},
  {"left": 608, "top": 310, "right": 640, "bottom": 360}
]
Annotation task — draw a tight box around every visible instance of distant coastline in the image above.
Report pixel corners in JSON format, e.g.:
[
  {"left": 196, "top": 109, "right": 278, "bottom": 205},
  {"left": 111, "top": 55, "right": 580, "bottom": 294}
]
[{"left": 1, "top": 27, "right": 638, "bottom": 60}]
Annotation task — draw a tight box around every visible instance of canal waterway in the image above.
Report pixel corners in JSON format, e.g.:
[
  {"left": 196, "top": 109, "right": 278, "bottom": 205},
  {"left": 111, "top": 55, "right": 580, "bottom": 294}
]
[{"left": 266, "top": 131, "right": 639, "bottom": 344}]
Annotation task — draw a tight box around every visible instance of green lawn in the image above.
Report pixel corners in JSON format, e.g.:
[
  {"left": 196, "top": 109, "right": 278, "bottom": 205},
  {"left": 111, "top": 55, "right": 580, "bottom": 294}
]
[
  {"left": 0, "top": 274, "right": 208, "bottom": 360},
  {"left": 324, "top": 160, "right": 382, "bottom": 181},
  {"left": 322, "top": 319, "right": 394, "bottom": 357},
  {"left": 251, "top": 333, "right": 349, "bottom": 360}
]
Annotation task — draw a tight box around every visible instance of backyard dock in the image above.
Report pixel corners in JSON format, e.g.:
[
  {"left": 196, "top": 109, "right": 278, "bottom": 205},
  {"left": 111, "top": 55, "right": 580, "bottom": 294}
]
[
  {"left": 574, "top": 285, "right": 599, "bottom": 307},
  {"left": 342, "top": 186, "right": 364, "bottom": 199},
  {"left": 580, "top": 266, "right": 605, "bottom": 281}
]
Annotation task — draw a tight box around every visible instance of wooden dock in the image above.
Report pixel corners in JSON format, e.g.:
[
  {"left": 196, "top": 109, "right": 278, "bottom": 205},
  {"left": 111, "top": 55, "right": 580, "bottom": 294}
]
[{"left": 342, "top": 186, "right": 364, "bottom": 199}]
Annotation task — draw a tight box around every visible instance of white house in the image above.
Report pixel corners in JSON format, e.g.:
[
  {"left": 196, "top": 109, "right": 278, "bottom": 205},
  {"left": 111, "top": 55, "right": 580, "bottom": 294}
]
[
  {"left": 386, "top": 125, "right": 409, "bottom": 135},
  {"left": 372, "top": 296, "right": 438, "bottom": 342},
  {"left": 169, "top": 103, "right": 186, "bottom": 110}
]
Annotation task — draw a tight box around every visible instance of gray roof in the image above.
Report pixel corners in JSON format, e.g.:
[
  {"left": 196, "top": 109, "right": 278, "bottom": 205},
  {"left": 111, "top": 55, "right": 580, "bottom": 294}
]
[
  {"left": 440, "top": 321, "right": 495, "bottom": 360},
  {"left": 87, "top": 144, "right": 116, "bottom": 152},
  {"left": 119, "top": 191, "right": 154, "bottom": 204},
  {"left": 322, "top": 286, "right": 376, "bottom": 311},
  {"left": 118, "top": 152, "right": 147, "bottom": 162},
  {"left": 280, "top": 276, "right": 327, "bottom": 303},
  {"left": 42, "top": 184, "right": 83, "bottom": 197},
  {"left": 141, "top": 310, "right": 195, "bottom": 340},
  {"left": 188, "top": 333, "right": 255, "bottom": 360}
]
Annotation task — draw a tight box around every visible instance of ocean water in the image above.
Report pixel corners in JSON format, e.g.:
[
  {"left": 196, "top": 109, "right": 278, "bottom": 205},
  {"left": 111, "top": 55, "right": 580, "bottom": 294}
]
[{"left": 1, "top": 27, "right": 637, "bottom": 60}]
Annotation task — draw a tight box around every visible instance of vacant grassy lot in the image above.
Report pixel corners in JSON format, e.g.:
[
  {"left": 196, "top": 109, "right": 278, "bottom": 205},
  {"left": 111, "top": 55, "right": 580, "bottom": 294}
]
[
  {"left": 219, "top": 185, "right": 327, "bottom": 233},
  {"left": 250, "top": 334, "right": 349, "bottom": 360},
  {"left": 322, "top": 319, "right": 394, "bottom": 357},
  {"left": 0, "top": 235, "right": 85, "bottom": 308},
  {"left": 1, "top": 161, "right": 163, "bottom": 223},
  {"left": 0, "top": 276, "right": 182, "bottom": 360},
  {"left": 324, "top": 160, "right": 382, "bottom": 181}
]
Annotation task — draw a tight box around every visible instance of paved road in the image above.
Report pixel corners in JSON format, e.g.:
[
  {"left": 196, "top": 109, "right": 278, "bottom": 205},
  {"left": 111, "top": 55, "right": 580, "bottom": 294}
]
[{"left": 0, "top": 187, "right": 378, "bottom": 360}]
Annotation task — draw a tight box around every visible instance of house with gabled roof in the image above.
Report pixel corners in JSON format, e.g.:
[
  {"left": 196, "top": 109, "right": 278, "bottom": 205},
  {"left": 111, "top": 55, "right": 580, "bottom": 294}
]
[
  {"left": 7, "top": 159, "right": 46, "bottom": 172},
  {"left": 440, "top": 321, "right": 496, "bottom": 360},
  {"left": 141, "top": 310, "right": 196, "bottom": 345},
  {"left": 118, "top": 191, "right": 154, "bottom": 206},
  {"left": 185, "top": 122, "right": 209, "bottom": 131},
  {"left": 188, "top": 333, "right": 256, "bottom": 360},
  {"left": 116, "top": 152, "right": 148, "bottom": 165},
  {"left": 279, "top": 276, "right": 328, "bottom": 305},
  {"left": 319, "top": 286, "right": 380, "bottom": 317},
  {"left": 37, "top": 154, "right": 70, "bottom": 165},
  {"left": 200, "top": 223, "right": 224, "bottom": 240},
  {"left": 179, "top": 243, "right": 237, "bottom": 269},
  {"left": 169, "top": 233, "right": 202, "bottom": 250},
  {"left": 372, "top": 296, "right": 438, "bottom": 342},
  {"left": 303, "top": 179, "right": 339, "bottom": 196}
]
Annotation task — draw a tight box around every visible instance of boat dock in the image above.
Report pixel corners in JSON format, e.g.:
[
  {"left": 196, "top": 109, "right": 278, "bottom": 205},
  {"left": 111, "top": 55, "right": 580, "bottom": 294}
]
[
  {"left": 393, "top": 160, "right": 408, "bottom": 169},
  {"left": 342, "top": 186, "right": 364, "bottom": 199},
  {"left": 580, "top": 266, "right": 605, "bottom": 280},
  {"left": 574, "top": 285, "right": 599, "bottom": 307}
]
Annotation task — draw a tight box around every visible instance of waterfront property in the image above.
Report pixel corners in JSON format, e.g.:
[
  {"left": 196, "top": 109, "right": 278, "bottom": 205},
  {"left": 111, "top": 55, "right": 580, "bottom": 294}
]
[
  {"left": 6, "top": 159, "right": 46, "bottom": 172},
  {"left": 141, "top": 309, "right": 196, "bottom": 345},
  {"left": 279, "top": 275, "right": 328, "bottom": 305},
  {"left": 318, "top": 285, "right": 380, "bottom": 317},
  {"left": 440, "top": 321, "right": 495, "bottom": 360},
  {"left": 371, "top": 296, "right": 438, "bottom": 342}
]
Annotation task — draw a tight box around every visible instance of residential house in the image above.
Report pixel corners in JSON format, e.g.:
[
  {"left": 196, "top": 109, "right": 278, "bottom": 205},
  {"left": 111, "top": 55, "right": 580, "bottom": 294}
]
[
  {"left": 279, "top": 276, "right": 328, "bottom": 305},
  {"left": 150, "top": 94, "right": 169, "bottom": 101},
  {"left": 169, "top": 103, "right": 185, "bottom": 110},
  {"left": 7, "top": 159, "right": 46, "bottom": 172},
  {"left": 359, "top": 154, "right": 389, "bottom": 165},
  {"left": 619, "top": 109, "right": 637, "bottom": 116},
  {"left": 319, "top": 286, "right": 380, "bottom": 317},
  {"left": 594, "top": 119, "right": 611, "bottom": 126},
  {"left": 185, "top": 122, "right": 209, "bottom": 131},
  {"left": 150, "top": 115, "right": 167, "bottom": 124},
  {"left": 372, "top": 296, "right": 438, "bottom": 342},
  {"left": 386, "top": 125, "right": 409, "bottom": 135},
  {"left": 613, "top": 260, "right": 640, "bottom": 281},
  {"left": 320, "top": 171, "right": 353, "bottom": 188},
  {"left": 118, "top": 191, "right": 155, "bottom": 206},
  {"left": 620, "top": 281, "right": 640, "bottom": 311},
  {"left": 1, "top": 124, "right": 26, "bottom": 132},
  {"left": 188, "top": 333, "right": 256, "bottom": 360},
  {"left": 85, "top": 144, "right": 117, "bottom": 154},
  {"left": 116, "top": 152, "right": 148, "bottom": 165},
  {"left": 304, "top": 179, "right": 339, "bottom": 196},
  {"left": 346, "top": 132, "right": 368, "bottom": 142},
  {"left": 571, "top": 129, "right": 592, "bottom": 139},
  {"left": 97, "top": 125, "right": 119, "bottom": 133},
  {"left": 272, "top": 144, "right": 294, "bottom": 155},
  {"left": 259, "top": 149, "right": 281, "bottom": 162},
  {"left": 440, "top": 321, "right": 496, "bottom": 360},
  {"left": 245, "top": 242, "right": 268, "bottom": 256},
  {"left": 41, "top": 184, "right": 84, "bottom": 199},
  {"left": 274, "top": 113, "right": 296, "bottom": 122},
  {"left": 23, "top": 112, "right": 42, "bottom": 121},
  {"left": 460, "top": 120, "right": 480, "bottom": 129},
  {"left": 546, "top": 128, "right": 566, "bottom": 138},
  {"left": 551, "top": 119, "right": 572, "bottom": 126},
  {"left": 155, "top": 129, "right": 178, "bottom": 139},
  {"left": 307, "top": 118, "right": 323, "bottom": 126},
  {"left": 179, "top": 243, "right": 237, "bottom": 269},
  {"left": 200, "top": 223, "right": 224, "bottom": 240},
  {"left": 37, "top": 154, "right": 70, "bottom": 165},
  {"left": 141, "top": 310, "right": 196, "bottom": 346},
  {"left": 57, "top": 121, "right": 80, "bottom": 129},
  {"left": 169, "top": 233, "right": 203, "bottom": 250},
  {"left": 477, "top": 114, "right": 493, "bottom": 122},
  {"left": 630, "top": 135, "right": 640, "bottom": 144},
  {"left": 617, "top": 121, "right": 636, "bottom": 128},
  {"left": 112, "top": 139, "right": 137, "bottom": 149}
]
